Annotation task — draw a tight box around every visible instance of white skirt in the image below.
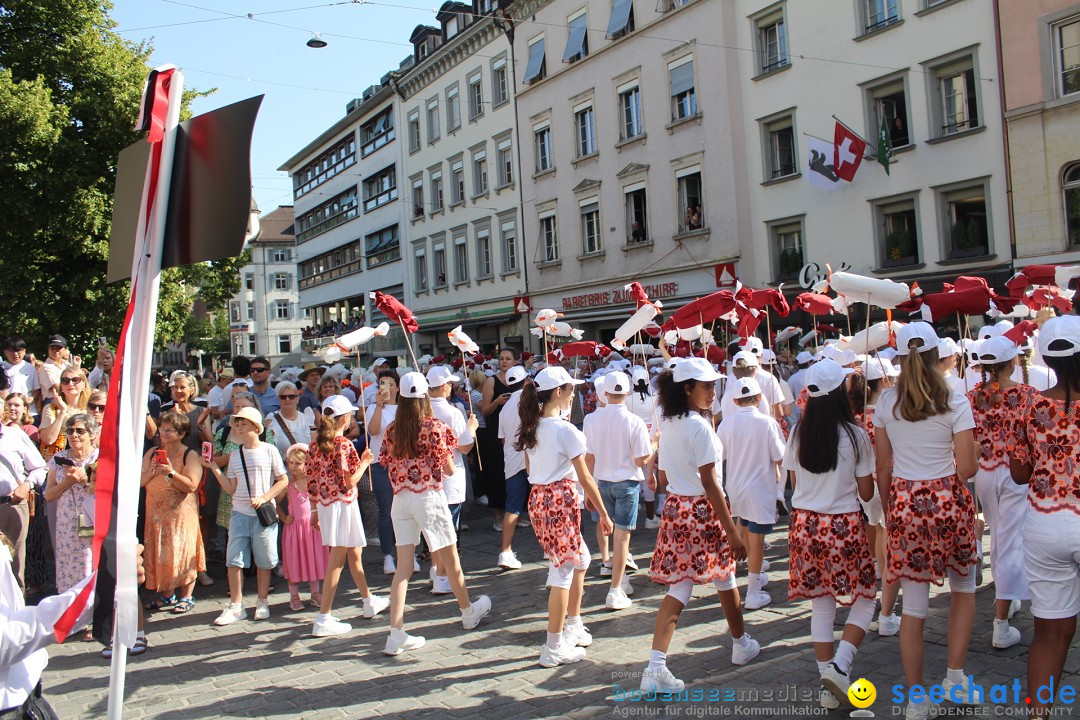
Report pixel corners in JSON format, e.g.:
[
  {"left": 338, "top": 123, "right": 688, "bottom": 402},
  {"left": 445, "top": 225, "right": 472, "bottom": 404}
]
[{"left": 317, "top": 501, "right": 367, "bottom": 548}]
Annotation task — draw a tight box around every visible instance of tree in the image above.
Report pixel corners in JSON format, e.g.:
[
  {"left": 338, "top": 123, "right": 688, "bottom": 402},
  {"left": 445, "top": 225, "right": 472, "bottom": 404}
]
[{"left": 0, "top": 1, "right": 239, "bottom": 359}]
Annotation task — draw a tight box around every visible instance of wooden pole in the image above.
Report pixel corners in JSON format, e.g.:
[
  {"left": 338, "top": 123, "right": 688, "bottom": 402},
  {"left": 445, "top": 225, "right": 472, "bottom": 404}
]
[
  {"left": 462, "top": 350, "right": 483, "bottom": 472},
  {"left": 356, "top": 347, "right": 374, "bottom": 490},
  {"left": 399, "top": 318, "right": 420, "bottom": 369},
  {"left": 863, "top": 299, "right": 873, "bottom": 414}
]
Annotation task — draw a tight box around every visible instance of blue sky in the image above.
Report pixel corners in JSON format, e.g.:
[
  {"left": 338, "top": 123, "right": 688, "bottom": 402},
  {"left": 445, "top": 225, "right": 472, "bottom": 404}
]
[{"left": 111, "top": 0, "right": 433, "bottom": 214}]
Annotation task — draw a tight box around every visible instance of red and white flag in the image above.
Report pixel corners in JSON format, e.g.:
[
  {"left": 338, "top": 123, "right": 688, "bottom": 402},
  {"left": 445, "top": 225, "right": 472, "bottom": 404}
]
[{"left": 833, "top": 121, "right": 867, "bottom": 182}]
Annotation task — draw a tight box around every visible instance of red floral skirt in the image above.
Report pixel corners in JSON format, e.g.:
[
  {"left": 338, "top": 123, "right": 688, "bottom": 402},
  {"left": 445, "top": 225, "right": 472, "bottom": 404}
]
[
  {"left": 885, "top": 475, "right": 977, "bottom": 585},
  {"left": 528, "top": 478, "right": 586, "bottom": 568},
  {"left": 649, "top": 494, "right": 735, "bottom": 586},
  {"left": 788, "top": 509, "right": 878, "bottom": 606}
]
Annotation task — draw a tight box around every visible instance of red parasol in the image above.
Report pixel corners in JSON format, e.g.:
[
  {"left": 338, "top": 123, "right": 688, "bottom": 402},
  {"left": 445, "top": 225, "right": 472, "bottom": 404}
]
[
  {"left": 794, "top": 292, "right": 835, "bottom": 315},
  {"left": 370, "top": 291, "right": 419, "bottom": 333},
  {"left": 670, "top": 290, "right": 737, "bottom": 329},
  {"left": 560, "top": 341, "right": 601, "bottom": 358}
]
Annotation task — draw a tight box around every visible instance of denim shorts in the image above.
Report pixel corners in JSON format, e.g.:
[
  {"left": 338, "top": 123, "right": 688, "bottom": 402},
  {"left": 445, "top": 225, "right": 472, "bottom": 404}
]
[
  {"left": 226, "top": 511, "right": 279, "bottom": 570},
  {"left": 505, "top": 469, "right": 530, "bottom": 516},
  {"left": 738, "top": 517, "right": 774, "bottom": 534},
  {"left": 598, "top": 479, "right": 641, "bottom": 532}
]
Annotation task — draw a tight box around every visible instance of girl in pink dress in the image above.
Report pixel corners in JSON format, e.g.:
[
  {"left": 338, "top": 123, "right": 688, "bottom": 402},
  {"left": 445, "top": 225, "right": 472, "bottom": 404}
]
[{"left": 279, "top": 444, "right": 329, "bottom": 611}]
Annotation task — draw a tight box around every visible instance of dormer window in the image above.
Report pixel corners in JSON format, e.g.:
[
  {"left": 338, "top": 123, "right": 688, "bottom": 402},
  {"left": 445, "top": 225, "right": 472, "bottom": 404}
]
[
  {"left": 446, "top": 15, "right": 459, "bottom": 38},
  {"left": 419, "top": 42, "right": 429, "bottom": 60}
]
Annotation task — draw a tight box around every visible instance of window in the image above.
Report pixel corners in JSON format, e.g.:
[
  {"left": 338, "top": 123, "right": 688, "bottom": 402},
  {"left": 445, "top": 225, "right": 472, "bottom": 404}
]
[
  {"left": 755, "top": 8, "right": 788, "bottom": 75},
  {"left": 497, "top": 138, "right": 513, "bottom": 187},
  {"left": 271, "top": 248, "right": 290, "bottom": 263},
  {"left": 292, "top": 134, "right": 356, "bottom": 198},
  {"left": 445, "top": 14, "right": 459, "bottom": 38},
  {"left": 362, "top": 165, "right": 398, "bottom": 212},
  {"left": 273, "top": 272, "right": 291, "bottom": 290},
  {"left": 365, "top": 225, "right": 400, "bottom": 268},
  {"left": 874, "top": 196, "right": 920, "bottom": 267},
  {"left": 563, "top": 11, "right": 589, "bottom": 63},
  {"left": 298, "top": 239, "right": 364, "bottom": 289},
  {"left": 677, "top": 168, "right": 704, "bottom": 232},
  {"left": 524, "top": 36, "right": 546, "bottom": 84},
  {"left": 606, "top": 0, "right": 634, "bottom": 39},
  {"left": 580, "top": 201, "right": 601, "bottom": 255},
  {"left": 427, "top": 98, "right": 440, "bottom": 143},
  {"left": 926, "top": 52, "right": 980, "bottom": 138},
  {"left": 360, "top": 107, "right": 395, "bottom": 157},
  {"left": 501, "top": 219, "right": 518, "bottom": 272},
  {"left": 245, "top": 273, "right": 254, "bottom": 290},
  {"left": 1055, "top": 16, "right": 1080, "bottom": 97},
  {"left": 575, "top": 105, "right": 596, "bottom": 156},
  {"left": 248, "top": 336, "right": 256, "bottom": 356},
  {"left": 669, "top": 57, "right": 696, "bottom": 120},
  {"left": 476, "top": 227, "right": 493, "bottom": 277},
  {"left": 534, "top": 125, "right": 553, "bottom": 172},
  {"left": 230, "top": 301, "right": 241, "bottom": 323},
  {"left": 761, "top": 113, "right": 796, "bottom": 180},
  {"left": 408, "top": 111, "right": 421, "bottom": 153},
  {"left": 274, "top": 300, "right": 290, "bottom": 320},
  {"left": 619, "top": 85, "right": 643, "bottom": 139},
  {"left": 473, "top": 150, "right": 488, "bottom": 195},
  {"left": 430, "top": 170, "right": 444, "bottom": 213},
  {"left": 492, "top": 59, "right": 509, "bottom": 105},
  {"left": 941, "top": 182, "right": 990, "bottom": 259},
  {"left": 295, "top": 187, "right": 359, "bottom": 242},
  {"left": 278, "top": 335, "right": 291, "bottom": 355},
  {"left": 865, "top": 77, "right": 911, "bottom": 148},
  {"left": 625, "top": 185, "right": 648, "bottom": 245},
  {"left": 540, "top": 213, "right": 559, "bottom": 262},
  {"left": 770, "top": 218, "right": 804, "bottom": 281},
  {"left": 414, "top": 249, "right": 428, "bottom": 292},
  {"left": 450, "top": 160, "right": 465, "bottom": 206},
  {"left": 433, "top": 245, "right": 447, "bottom": 288},
  {"left": 411, "top": 177, "right": 425, "bottom": 220},
  {"left": 468, "top": 73, "right": 484, "bottom": 119},
  {"left": 446, "top": 85, "right": 461, "bottom": 132},
  {"left": 1065, "top": 163, "right": 1080, "bottom": 246},
  {"left": 453, "top": 233, "right": 469, "bottom": 283},
  {"left": 862, "top": 0, "right": 899, "bottom": 33}
]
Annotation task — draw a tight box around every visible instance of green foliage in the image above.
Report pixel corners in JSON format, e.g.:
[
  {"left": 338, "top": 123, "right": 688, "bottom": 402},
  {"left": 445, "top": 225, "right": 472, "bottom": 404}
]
[
  {"left": 886, "top": 230, "right": 914, "bottom": 261},
  {"left": 0, "top": 0, "right": 237, "bottom": 359}
]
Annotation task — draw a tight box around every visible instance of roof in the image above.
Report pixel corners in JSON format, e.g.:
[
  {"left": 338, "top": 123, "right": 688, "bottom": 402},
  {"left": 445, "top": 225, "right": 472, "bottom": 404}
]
[{"left": 254, "top": 206, "right": 295, "bottom": 244}]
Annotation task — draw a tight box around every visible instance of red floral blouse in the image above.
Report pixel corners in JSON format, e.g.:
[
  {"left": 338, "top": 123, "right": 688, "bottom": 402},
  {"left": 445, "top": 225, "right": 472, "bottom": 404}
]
[
  {"left": 306, "top": 436, "right": 361, "bottom": 507},
  {"left": 379, "top": 416, "right": 456, "bottom": 495},
  {"left": 967, "top": 383, "right": 1038, "bottom": 471},
  {"left": 1008, "top": 393, "right": 1080, "bottom": 516}
]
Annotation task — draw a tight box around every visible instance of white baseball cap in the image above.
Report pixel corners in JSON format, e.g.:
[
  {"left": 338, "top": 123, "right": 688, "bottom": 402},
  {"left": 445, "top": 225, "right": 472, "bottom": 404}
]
[
  {"left": 804, "top": 359, "right": 856, "bottom": 397},
  {"left": 425, "top": 366, "right": 460, "bottom": 387},
  {"left": 733, "top": 376, "right": 762, "bottom": 398},
  {"left": 536, "top": 366, "right": 585, "bottom": 391},
  {"left": 673, "top": 357, "right": 722, "bottom": 383},
  {"left": 820, "top": 345, "right": 857, "bottom": 367},
  {"left": 937, "top": 337, "right": 960, "bottom": 360},
  {"left": 731, "top": 350, "right": 759, "bottom": 368},
  {"left": 666, "top": 357, "right": 686, "bottom": 371},
  {"left": 631, "top": 366, "right": 649, "bottom": 386},
  {"left": 796, "top": 351, "right": 814, "bottom": 364},
  {"left": 896, "top": 322, "right": 940, "bottom": 355},
  {"left": 864, "top": 361, "right": 887, "bottom": 382},
  {"left": 1038, "top": 315, "right": 1080, "bottom": 358},
  {"left": 321, "top": 395, "right": 359, "bottom": 417},
  {"left": 604, "top": 371, "right": 630, "bottom": 395},
  {"left": 761, "top": 349, "right": 777, "bottom": 365},
  {"left": 505, "top": 365, "right": 529, "bottom": 385},
  {"left": 743, "top": 336, "right": 764, "bottom": 355},
  {"left": 877, "top": 347, "right": 898, "bottom": 361},
  {"left": 399, "top": 371, "right": 430, "bottom": 398},
  {"left": 976, "top": 336, "right": 1019, "bottom": 364}
]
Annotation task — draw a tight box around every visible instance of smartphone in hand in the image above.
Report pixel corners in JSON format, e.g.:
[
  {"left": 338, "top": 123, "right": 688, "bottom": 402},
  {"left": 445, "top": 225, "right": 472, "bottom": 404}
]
[
  {"left": 153, "top": 449, "right": 168, "bottom": 465},
  {"left": 201, "top": 442, "right": 214, "bottom": 463}
]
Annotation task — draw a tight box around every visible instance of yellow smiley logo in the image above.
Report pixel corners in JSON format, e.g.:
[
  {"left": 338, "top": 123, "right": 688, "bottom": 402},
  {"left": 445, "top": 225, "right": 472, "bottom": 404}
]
[{"left": 848, "top": 678, "right": 877, "bottom": 709}]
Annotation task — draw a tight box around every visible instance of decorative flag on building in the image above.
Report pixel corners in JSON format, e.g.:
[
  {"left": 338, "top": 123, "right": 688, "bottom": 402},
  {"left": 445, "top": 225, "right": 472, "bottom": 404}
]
[
  {"left": 878, "top": 114, "right": 893, "bottom": 175},
  {"left": 832, "top": 120, "right": 867, "bottom": 182},
  {"left": 806, "top": 136, "right": 842, "bottom": 190}
]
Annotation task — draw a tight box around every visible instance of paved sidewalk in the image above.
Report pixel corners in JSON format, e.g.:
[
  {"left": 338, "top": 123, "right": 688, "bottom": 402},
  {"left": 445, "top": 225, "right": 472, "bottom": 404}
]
[{"left": 44, "top": 507, "right": 1068, "bottom": 719}]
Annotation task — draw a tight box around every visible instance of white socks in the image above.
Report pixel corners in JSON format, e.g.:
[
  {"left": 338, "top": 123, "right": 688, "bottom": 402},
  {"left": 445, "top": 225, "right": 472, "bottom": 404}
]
[
  {"left": 834, "top": 641, "right": 857, "bottom": 674},
  {"left": 748, "top": 572, "right": 762, "bottom": 596},
  {"left": 817, "top": 660, "right": 830, "bottom": 675},
  {"left": 732, "top": 633, "right": 752, "bottom": 648},
  {"left": 546, "top": 631, "right": 563, "bottom": 649},
  {"left": 565, "top": 615, "right": 583, "bottom": 630},
  {"left": 316, "top": 613, "right": 332, "bottom": 623},
  {"left": 648, "top": 649, "right": 667, "bottom": 671},
  {"left": 946, "top": 667, "right": 965, "bottom": 684}
]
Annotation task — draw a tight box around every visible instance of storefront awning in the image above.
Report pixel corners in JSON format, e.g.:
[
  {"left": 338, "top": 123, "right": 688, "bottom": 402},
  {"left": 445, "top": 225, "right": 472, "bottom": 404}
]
[{"left": 418, "top": 313, "right": 520, "bottom": 334}]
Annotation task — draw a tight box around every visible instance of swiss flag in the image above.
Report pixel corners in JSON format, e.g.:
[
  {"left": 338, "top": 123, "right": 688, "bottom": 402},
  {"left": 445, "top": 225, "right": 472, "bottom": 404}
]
[{"left": 833, "top": 122, "right": 867, "bottom": 182}]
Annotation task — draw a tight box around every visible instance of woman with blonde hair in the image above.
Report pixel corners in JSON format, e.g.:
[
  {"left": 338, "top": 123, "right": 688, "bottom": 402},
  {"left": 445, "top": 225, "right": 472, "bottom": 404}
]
[
  {"left": 874, "top": 322, "right": 979, "bottom": 720},
  {"left": 3, "top": 393, "right": 39, "bottom": 446},
  {"left": 38, "top": 368, "right": 90, "bottom": 460}
]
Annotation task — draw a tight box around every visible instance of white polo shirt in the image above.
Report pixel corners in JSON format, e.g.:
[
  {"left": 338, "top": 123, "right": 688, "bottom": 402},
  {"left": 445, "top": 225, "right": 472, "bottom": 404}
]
[
  {"left": 874, "top": 387, "right": 976, "bottom": 480},
  {"left": 784, "top": 424, "right": 875, "bottom": 514},
  {"left": 625, "top": 391, "right": 658, "bottom": 433},
  {"left": 582, "top": 403, "right": 651, "bottom": 483},
  {"left": 525, "top": 417, "right": 587, "bottom": 486},
  {"left": 716, "top": 407, "right": 785, "bottom": 523},
  {"left": 497, "top": 390, "right": 527, "bottom": 477},
  {"left": 3, "top": 360, "right": 39, "bottom": 398},
  {"left": 657, "top": 412, "right": 724, "bottom": 497},
  {"left": 429, "top": 396, "right": 471, "bottom": 505}
]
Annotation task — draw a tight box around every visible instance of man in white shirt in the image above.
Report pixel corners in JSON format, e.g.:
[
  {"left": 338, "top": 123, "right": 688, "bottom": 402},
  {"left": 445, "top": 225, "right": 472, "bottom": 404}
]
[
  {"left": 205, "top": 371, "right": 232, "bottom": 420},
  {"left": 583, "top": 372, "right": 652, "bottom": 610},
  {"left": 785, "top": 351, "right": 814, "bottom": 421},
  {"left": 2, "top": 338, "right": 40, "bottom": 417},
  {"left": 0, "top": 425, "right": 46, "bottom": 590},
  {"left": 495, "top": 366, "right": 530, "bottom": 570},
  {"left": 426, "top": 366, "right": 478, "bottom": 594},
  {"left": 36, "top": 336, "right": 69, "bottom": 405}
]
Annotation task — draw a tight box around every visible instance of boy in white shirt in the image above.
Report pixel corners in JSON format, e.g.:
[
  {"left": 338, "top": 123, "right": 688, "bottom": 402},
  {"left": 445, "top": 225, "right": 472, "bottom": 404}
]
[{"left": 716, "top": 377, "right": 785, "bottom": 610}]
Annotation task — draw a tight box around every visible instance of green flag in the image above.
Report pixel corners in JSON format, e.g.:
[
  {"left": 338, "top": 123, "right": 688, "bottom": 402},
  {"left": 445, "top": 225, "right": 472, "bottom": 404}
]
[{"left": 877, "top": 114, "right": 893, "bottom": 175}]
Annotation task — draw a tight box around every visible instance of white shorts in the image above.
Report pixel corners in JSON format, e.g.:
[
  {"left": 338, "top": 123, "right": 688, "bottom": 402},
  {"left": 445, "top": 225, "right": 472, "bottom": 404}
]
[
  {"left": 1024, "top": 509, "right": 1080, "bottom": 620},
  {"left": 317, "top": 501, "right": 367, "bottom": 548},
  {"left": 391, "top": 488, "right": 457, "bottom": 552}
]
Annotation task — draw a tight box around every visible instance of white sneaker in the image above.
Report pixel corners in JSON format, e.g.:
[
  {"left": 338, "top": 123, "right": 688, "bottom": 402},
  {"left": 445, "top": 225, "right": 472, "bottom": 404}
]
[
  {"left": 254, "top": 600, "right": 270, "bottom": 620},
  {"left": 756, "top": 572, "right": 769, "bottom": 589},
  {"left": 429, "top": 566, "right": 437, "bottom": 585},
  {"left": 384, "top": 629, "right": 425, "bottom": 656},
  {"left": 993, "top": 622, "right": 1021, "bottom": 649},
  {"left": 1008, "top": 599, "right": 1021, "bottom": 619},
  {"left": 606, "top": 587, "right": 633, "bottom": 610},
  {"left": 620, "top": 575, "right": 635, "bottom": 596},
  {"left": 640, "top": 665, "right": 684, "bottom": 693},
  {"left": 904, "top": 700, "right": 942, "bottom": 719},
  {"left": 599, "top": 562, "right": 613, "bottom": 577},
  {"left": 383, "top": 555, "right": 396, "bottom": 575},
  {"left": 819, "top": 686, "right": 840, "bottom": 710},
  {"left": 462, "top": 595, "right": 492, "bottom": 630},
  {"left": 821, "top": 663, "right": 851, "bottom": 704},
  {"left": 214, "top": 605, "right": 247, "bottom": 626},
  {"left": 413, "top": 556, "right": 421, "bottom": 573},
  {"left": 744, "top": 590, "right": 771, "bottom": 610},
  {"left": 363, "top": 594, "right": 390, "bottom": 619},
  {"left": 538, "top": 642, "right": 586, "bottom": 667},
  {"left": 492, "top": 521, "right": 503, "bottom": 532},
  {"left": 563, "top": 623, "right": 592, "bottom": 647},
  {"left": 312, "top": 617, "right": 352, "bottom": 637},
  {"left": 878, "top": 613, "right": 901, "bottom": 636},
  {"left": 497, "top": 550, "right": 522, "bottom": 570},
  {"left": 625, "top": 556, "right": 638, "bottom": 572},
  {"left": 731, "top": 634, "right": 761, "bottom": 666},
  {"left": 941, "top": 676, "right": 980, "bottom": 704},
  {"left": 476, "top": 494, "right": 489, "bottom": 506},
  {"left": 432, "top": 575, "right": 453, "bottom": 595},
  {"left": 644, "top": 517, "right": 660, "bottom": 530},
  {"left": 759, "top": 559, "right": 771, "bottom": 572}
]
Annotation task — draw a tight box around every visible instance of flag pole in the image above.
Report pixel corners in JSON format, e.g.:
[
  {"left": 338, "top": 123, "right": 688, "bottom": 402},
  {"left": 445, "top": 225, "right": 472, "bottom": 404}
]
[
  {"left": 356, "top": 348, "right": 374, "bottom": 489},
  {"left": 399, "top": 318, "right": 420, "bottom": 369},
  {"left": 462, "top": 349, "right": 482, "bottom": 472}
]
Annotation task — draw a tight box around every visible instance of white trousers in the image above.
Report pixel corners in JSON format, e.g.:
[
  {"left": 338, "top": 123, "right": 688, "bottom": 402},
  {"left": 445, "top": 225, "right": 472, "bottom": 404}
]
[{"left": 973, "top": 464, "right": 1030, "bottom": 601}]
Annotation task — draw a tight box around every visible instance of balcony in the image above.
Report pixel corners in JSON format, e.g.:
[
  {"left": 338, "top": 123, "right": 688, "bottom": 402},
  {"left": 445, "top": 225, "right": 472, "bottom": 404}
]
[
  {"left": 363, "top": 186, "right": 398, "bottom": 213},
  {"left": 366, "top": 244, "right": 401, "bottom": 269},
  {"left": 296, "top": 205, "right": 358, "bottom": 244},
  {"left": 360, "top": 127, "right": 395, "bottom": 157},
  {"left": 298, "top": 258, "right": 363, "bottom": 290}
]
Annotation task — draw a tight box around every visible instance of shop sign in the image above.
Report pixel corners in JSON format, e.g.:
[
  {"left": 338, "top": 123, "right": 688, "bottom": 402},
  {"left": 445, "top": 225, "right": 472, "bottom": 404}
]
[
  {"left": 561, "top": 282, "right": 679, "bottom": 310},
  {"left": 798, "top": 261, "right": 852, "bottom": 289}
]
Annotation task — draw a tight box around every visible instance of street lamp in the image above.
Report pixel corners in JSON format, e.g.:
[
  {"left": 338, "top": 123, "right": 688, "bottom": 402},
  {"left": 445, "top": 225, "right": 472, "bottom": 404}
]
[{"left": 306, "top": 32, "right": 328, "bottom": 48}]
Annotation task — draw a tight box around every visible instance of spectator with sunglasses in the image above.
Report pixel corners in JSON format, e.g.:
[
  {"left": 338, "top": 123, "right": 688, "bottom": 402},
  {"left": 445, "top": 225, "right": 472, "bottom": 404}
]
[
  {"left": 161, "top": 371, "right": 210, "bottom": 453},
  {"left": 266, "top": 382, "right": 314, "bottom": 459},
  {"left": 38, "top": 368, "right": 89, "bottom": 461},
  {"left": 43, "top": 414, "right": 98, "bottom": 609},
  {"left": 247, "top": 357, "right": 280, "bottom": 415}
]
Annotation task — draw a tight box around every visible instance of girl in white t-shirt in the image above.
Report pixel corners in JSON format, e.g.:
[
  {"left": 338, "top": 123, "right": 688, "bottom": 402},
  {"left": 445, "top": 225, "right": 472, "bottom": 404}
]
[
  {"left": 874, "top": 322, "right": 980, "bottom": 719},
  {"left": 784, "top": 359, "right": 877, "bottom": 711},
  {"left": 639, "top": 358, "right": 759, "bottom": 695},
  {"left": 515, "top": 367, "right": 612, "bottom": 669}
]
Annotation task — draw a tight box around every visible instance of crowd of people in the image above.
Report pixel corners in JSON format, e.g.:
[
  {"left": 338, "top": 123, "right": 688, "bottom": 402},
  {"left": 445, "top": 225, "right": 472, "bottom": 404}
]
[{"left": 2, "top": 307, "right": 1079, "bottom": 720}]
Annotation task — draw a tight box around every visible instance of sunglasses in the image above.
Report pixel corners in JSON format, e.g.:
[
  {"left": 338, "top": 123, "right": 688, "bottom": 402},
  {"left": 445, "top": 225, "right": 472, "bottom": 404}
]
[
  {"left": 68, "top": 427, "right": 90, "bottom": 436},
  {"left": 251, "top": 367, "right": 269, "bottom": 373},
  {"left": 279, "top": 394, "right": 299, "bottom": 400},
  {"left": 88, "top": 403, "right": 106, "bottom": 412},
  {"left": 61, "top": 377, "right": 84, "bottom": 386}
]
